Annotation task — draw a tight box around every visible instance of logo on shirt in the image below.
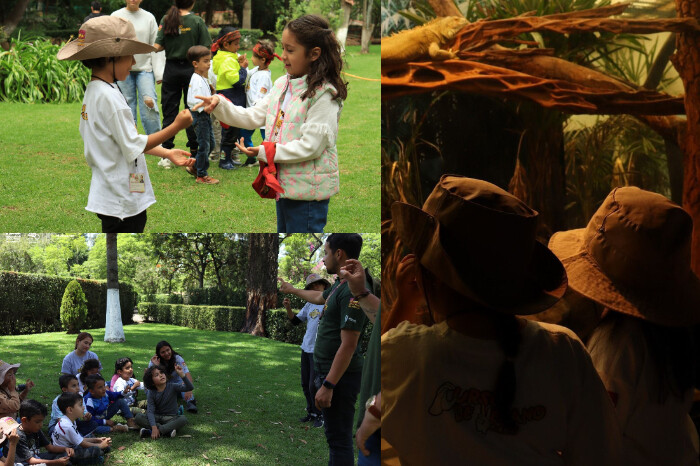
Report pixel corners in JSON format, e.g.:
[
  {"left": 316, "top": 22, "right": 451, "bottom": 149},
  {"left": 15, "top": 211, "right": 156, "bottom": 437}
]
[
  {"left": 429, "top": 381, "right": 546, "bottom": 435},
  {"left": 309, "top": 310, "right": 320, "bottom": 319},
  {"left": 81, "top": 104, "right": 88, "bottom": 120},
  {"left": 348, "top": 298, "right": 361, "bottom": 310},
  {"left": 344, "top": 315, "right": 357, "bottom": 324},
  {"left": 261, "top": 87, "right": 268, "bottom": 94}
]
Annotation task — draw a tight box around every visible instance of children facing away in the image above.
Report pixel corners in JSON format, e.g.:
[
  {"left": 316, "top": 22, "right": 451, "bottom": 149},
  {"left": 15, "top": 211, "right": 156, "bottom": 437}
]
[
  {"left": 549, "top": 187, "right": 700, "bottom": 466},
  {"left": 51, "top": 393, "right": 111, "bottom": 464},
  {"left": 240, "top": 39, "right": 277, "bottom": 166},
  {"left": 15, "top": 399, "right": 72, "bottom": 465},
  {"left": 186, "top": 45, "right": 219, "bottom": 185},
  {"left": 135, "top": 364, "right": 193, "bottom": 439},
  {"left": 57, "top": 16, "right": 194, "bottom": 233},
  {"left": 194, "top": 15, "right": 347, "bottom": 233},
  {"left": 383, "top": 176, "right": 623, "bottom": 465}
]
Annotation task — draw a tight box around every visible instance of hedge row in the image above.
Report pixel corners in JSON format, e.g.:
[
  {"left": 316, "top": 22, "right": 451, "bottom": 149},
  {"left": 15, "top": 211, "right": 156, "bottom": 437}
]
[
  {"left": 0, "top": 271, "right": 137, "bottom": 335},
  {"left": 138, "top": 302, "right": 373, "bottom": 354},
  {"left": 144, "top": 288, "right": 307, "bottom": 310}
]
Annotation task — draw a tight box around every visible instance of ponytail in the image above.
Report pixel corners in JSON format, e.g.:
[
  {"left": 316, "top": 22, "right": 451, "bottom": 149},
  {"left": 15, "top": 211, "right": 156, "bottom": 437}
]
[
  {"left": 493, "top": 313, "right": 521, "bottom": 433},
  {"left": 162, "top": 0, "right": 195, "bottom": 36}
]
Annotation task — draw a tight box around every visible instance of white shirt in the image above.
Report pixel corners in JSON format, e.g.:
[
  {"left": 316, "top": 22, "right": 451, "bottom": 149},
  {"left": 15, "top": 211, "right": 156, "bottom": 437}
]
[
  {"left": 588, "top": 317, "right": 700, "bottom": 466},
  {"left": 296, "top": 302, "right": 324, "bottom": 353},
  {"left": 111, "top": 7, "right": 165, "bottom": 81},
  {"left": 382, "top": 320, "right": 623, "bottom": 466},
  {"left": 187, "top": 73, "right": 212, "bottom": 113},
  {"left": 51, "top": 416, "right": 83, "bottom": 448},
  {"left": 245, "top": 67, "right": 272, "bottom": 130},
  {"left": 80, "top": 80, "right": 154, "bottom": 219},
  {"left": 112, "top": 376, "right": 144, "bottom": 405}
]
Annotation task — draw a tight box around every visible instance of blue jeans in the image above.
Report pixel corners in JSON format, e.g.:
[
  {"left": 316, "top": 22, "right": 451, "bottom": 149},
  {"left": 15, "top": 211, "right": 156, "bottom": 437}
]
[
  {"left": 116, "top": 71, "right": 161, "bottom": 135},
  {"left": 357, "top": 430, "right": 380, "bottom": 466},
  {"left": 276, "top": 198, "right": 330, "bottom": 233},
  {"left": 240, "top": 128, "right": 266, "bottom": 147},
  {"left": 315, "top": 370, "right": 362, "bottom": 466},
  {"left": 79, "top": 397, "right": 133, "bottom": 435},
  {"left": 191, "top": 110, "right": 215, "bottom": 177}
]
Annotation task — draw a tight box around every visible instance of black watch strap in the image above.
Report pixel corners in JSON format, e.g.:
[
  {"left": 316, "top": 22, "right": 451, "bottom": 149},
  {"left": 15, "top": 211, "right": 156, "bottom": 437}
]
[{"left": 322, "top": 379, "right": 336, "bottom": 390}]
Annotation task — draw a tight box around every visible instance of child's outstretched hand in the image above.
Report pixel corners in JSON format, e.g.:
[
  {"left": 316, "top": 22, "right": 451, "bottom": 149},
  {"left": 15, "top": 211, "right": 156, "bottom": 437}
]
[
  {"left": 166, "top": 149, "right": 194, "bottom": 167},
  {"left": 238, "top": 53, "right": 248, "bottom": 69},
  {"left": 24, "top": 379, "right": 35, "bottom": 391},
  {"left": 283, "top": 297, "right": 291, "bottom": 310},
  {"left": 235, "top": 138, "right": 259, "bottom": 158},
  {"left": 174, "top": 364, "right": 186, "bottom": 377},
  {"left": 192, "top": 95, "right": 220, "bottom": 114},
  {"left": 150, "top": 355, "right": 160, "bottom": 366},
  {"left": 277, "top": 277, "right": 294, "bottom": 294},
  {"left": 173, "top": 109, "right": 193, "bottom": 130}
]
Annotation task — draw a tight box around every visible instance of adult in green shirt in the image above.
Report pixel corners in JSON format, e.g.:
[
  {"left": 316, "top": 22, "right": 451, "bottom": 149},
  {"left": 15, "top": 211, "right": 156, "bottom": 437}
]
[
  {"left": 153, "top": 0, "right": 211, "bottom": 158},
  {"left": 279, "top": 233, "right": 368, "bottom": 466}
]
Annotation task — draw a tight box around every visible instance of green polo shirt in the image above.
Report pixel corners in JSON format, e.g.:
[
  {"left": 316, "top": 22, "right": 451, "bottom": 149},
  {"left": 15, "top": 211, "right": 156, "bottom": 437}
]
[
  {"left": 357, "top": 305, "right": 380, "bottom": 427},
  {"left": 313, "top": 278, "right": 368, "bottom": 374},
  {"left": 155, "top": 13, "right": 211, "bottom": 60}
]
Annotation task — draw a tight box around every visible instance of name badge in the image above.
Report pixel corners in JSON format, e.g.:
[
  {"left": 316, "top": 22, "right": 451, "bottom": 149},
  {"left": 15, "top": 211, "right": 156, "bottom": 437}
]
[{"left": 129, "top": 173, "right": 145, "bottom": 193}]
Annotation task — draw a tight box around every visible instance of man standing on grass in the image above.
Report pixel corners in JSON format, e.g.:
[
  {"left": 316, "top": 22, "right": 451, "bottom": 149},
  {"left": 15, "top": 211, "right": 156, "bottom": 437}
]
[{"left": 278, "top": 233, "right": 368, "bottom": 466}]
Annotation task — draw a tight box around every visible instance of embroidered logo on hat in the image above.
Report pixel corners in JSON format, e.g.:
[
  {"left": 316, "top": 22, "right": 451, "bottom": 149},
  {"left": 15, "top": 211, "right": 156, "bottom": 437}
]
[{"left": 78, "top": 30, "right": 86, "bottom": 46}]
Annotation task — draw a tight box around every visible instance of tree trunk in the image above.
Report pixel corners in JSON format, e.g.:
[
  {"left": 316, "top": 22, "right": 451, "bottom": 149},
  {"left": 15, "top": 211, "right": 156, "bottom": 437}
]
[
  {"left": 672, "top": 0, "right": 700, "bottom": 274},
  {"left": 360, "top": 0, "right": 374, "bottom": 53},
  {"left": 336, "top": 0, "right": 353, "bottom": 49},
  {"left": 242, "top": 0, "right": 251, "bottom": 29},
  {"left": 104, "top": 233, "right": 125, "bottom": 343},
  {"left": 242, "top": 234, "right": 279, "bottom": 336},
  {"left": 2, "top": 0, "right": 32, "bottom": 36}
]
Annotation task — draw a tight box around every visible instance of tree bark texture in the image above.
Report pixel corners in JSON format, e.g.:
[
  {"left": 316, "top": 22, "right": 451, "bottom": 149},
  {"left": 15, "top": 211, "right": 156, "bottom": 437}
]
[
  {"left": 243, "top": 234, "right": 279, "bottom": 336},
  {"left": 336, "top": 0, "right": 353, "bottom": 48},
  {"left": 242, "top": 0, "right": 251, "bottom": 29},
  {"left": 360, "top": 0, "right": 374, "bottom": 53},
  {"left": 673, "top": 0, "right": 700, "bottom": 274}
]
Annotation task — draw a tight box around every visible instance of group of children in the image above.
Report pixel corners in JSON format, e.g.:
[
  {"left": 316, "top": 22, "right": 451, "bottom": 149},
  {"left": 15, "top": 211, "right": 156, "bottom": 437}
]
[
  {"left": 59, "top": 11, "right": 346, "bottom": 233},
  {"left": 184, "top": 31, "right": 276, "bottom": 185},
  {"left": 0, "top": 334, "right": 196, "bottom": 465}
]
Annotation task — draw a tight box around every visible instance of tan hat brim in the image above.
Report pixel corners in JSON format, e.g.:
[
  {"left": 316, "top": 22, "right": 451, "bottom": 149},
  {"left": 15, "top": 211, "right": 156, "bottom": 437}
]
[
  {"left": 58, "top": 37, "right": 156, "bottom": 61},
  {"left": 392, "top": 200, "right": 567, "bottom": 315},
  {"left": 550, "top": 229, "right": 700, "bottom": 326}
]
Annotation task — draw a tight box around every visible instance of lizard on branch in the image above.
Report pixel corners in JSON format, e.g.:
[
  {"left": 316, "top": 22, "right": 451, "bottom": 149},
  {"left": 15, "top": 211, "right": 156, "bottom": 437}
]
[{"left": 381, "top": 16, "right": 468, "bottom": 64}]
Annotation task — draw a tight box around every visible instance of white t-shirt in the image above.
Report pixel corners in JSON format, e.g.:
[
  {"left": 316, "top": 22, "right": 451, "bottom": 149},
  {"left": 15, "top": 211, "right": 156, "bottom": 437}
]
[
  {"left": 187, "top": 73, "right": 212, "bottom": 113},
  {"left": 296, "top": 302, "right": 324, "bottom": 354},
  {"left": 51, "top": 415, "right": 83, "bottom": 448},
  {"left": 588, "top": 316, "right": 700, "bottom": 466},
  {"left": 382, "top": 320, "right": 622, "bottom": 466},
  {"left": 245, "top": 67, "right": 272, "bottom": 130},
  {"left": 110, "top": 7, "right": 165, "bottom": 80},
  {"left": 112, "top": 376, "right": 144, "bottom": 405},
  {"left": 79, "top": 80, "right": 153, "bottom": 219}
]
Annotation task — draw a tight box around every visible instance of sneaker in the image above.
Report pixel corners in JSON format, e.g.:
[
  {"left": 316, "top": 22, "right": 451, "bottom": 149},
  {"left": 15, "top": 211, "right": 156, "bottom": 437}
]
[
  {"left": 218, "top": 158, "right": 237, "bottom": 170},
  {"left": 170, "top": 429, "right": 177, "bottom": 438},
  {"left": 112, "top": 424, "right": 128, "bottom": 433},
  {"left": 185, "top": 165, "right": 197, "bottom": 176},
  {"left": 299, "top": 413, "right": 313, "bottom": 423},
  {"left": 158, "top": 158, "right": 173, "bottom": 169},
  {"left": 196, "top": 175, "right": 220, "bottom": 185},
  {"left": 127, "top": 418, "right": 139, "bottom": 430},
  {"left": 140, "top": 428, "right": 151, "bottom": 438},
  {"left": 186, "top": 400, "right": 198, "bottom": 413},
  {"left": 313, "top": 416, "right": 324, "bottom": 428}
]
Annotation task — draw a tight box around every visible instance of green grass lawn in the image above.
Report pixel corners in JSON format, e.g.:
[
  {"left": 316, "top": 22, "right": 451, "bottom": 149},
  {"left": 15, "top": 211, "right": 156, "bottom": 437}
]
[
  {"left": 0, "top": 323, "right": 342, "bottom": 465},
  {"left": 0, "top": 45, "right": 379, "bottom": 232}
]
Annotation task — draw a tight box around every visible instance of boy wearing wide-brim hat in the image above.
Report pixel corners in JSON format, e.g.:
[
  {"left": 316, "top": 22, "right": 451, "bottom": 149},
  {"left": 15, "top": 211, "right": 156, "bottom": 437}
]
[
  {"left": 382, "top": 175, "right": 622, "bottom": 465},
  {"left": 549, "top": 186, "right": 700, "bottom": 466},
  {"left": 0, "top": 360, "right": 32, "bottom": 419},
  {"left": 283, "top": 273, "right": 331, "bottom": 428},
  {"left": 57, "top": 16, "right": 195, "bottom": 233}
]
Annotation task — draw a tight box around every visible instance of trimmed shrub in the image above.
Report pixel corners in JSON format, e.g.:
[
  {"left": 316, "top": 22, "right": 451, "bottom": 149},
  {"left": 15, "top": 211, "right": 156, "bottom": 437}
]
[
  {"left": 60, "top": 280, "right": 88, "bottom": 333},
  {"left": 0, "top": 271, "right": 137, "bottom": 336},
  {"left": 185, "top": 288, "right": 246, "bottom": 307}
]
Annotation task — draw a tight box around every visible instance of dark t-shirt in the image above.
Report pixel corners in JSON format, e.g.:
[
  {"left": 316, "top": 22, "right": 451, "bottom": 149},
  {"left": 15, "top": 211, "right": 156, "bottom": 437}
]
[
  {"left": 357, "top": 305, "right": 381, "bottom": 427},
  {"left": 15, "top": 428, "right": 50, "bottom": 463},
  {"left": 155, "top": 12, "right": 211, "bottom": 60},
  {"left": 83, "top": 12, "right": 105, "bottom": 23},
  {"left": 313, "top": 278, "right": 368, "bottom": 374}
]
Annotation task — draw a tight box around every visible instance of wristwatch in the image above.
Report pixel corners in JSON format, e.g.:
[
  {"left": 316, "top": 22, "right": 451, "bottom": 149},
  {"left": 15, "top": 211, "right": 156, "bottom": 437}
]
[
  {"left": 353, "top": 289, "right": 372, "bottom": 300},
  {"left": 322, "top": 379, "right": 336, "bottom": 390},
  {"left": 365, "top": 394, "right": 381, "bottom": 419}
]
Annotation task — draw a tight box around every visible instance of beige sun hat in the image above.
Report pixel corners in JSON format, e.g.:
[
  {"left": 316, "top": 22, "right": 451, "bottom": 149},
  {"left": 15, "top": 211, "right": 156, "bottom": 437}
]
[
  {"left": 549, "top": 186, "right": 700, "bottom": 326},
  {"left": 57, "top": 16, "right": 156, "bottom": 61},
  {"left": 305, "top": 273, "right": 331, "bottom": 290},
  {"left": 391, "top": 175, "right": 567, "bottom": 315},
  {"left": 0, "top": 360, "right": 20, "bottom": 386}
]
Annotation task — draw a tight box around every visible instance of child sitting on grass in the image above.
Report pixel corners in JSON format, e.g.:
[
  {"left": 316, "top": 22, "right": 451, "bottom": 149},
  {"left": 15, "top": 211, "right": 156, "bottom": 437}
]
[
  {"left": 48, "top": 375, "right": 92, "bottom": 437},
  {"left": 83, "top": 375, "right": 137, "bottom": 434},
  {"left": 15, "top": 399, "right": 71, "bottom": 465},
  {"left": 135, "top": 364, "right": 193, "bottom": 439},
  {"left": 77, "top": 359, "right": 101, "bottom": 396},
  {"left": 51, "top": 393, "right": 111, "bottom": 465},
  {"left": 111, "top": 357, "right": 146, "bottom": 409},
  {"left": 57, "top": 16, "right": 195, "bottom": 233},
  {"left": 239, "top": 39, "right": 277, "bottom": 167},
  {"left": 0, "top": 361, "right": 34, "bottom": 419}
]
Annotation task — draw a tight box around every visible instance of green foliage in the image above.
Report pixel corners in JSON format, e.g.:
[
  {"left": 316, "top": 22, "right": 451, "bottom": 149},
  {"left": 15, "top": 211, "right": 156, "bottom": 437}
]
[
  {"left": 209, "top": 28, "right": 264, "bottom": 50},
  {"left": 274, "top": 0, "right": 343, "bottom": 34},
  {"left": 0, "top": 34, "right": 90, "bottom": 103},
  {"left": 0, "top": 271, "right": 136, "bottom": 335},
  {"left": 186, "top": 287, "right": 247, "bottom": 306},
  {"left": 60, "top": 279, "right": 88, "bottom": 333}
]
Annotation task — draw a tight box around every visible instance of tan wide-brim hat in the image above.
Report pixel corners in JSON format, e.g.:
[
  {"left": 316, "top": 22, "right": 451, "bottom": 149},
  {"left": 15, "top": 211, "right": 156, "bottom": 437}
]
[
  {"left": 305, "top": 273, "right": 331, "bottom": 290},
  {"left": 0, "top": 360, "right": 20, "bottom": 386},
  {"left": 391, "top": 175, "right": 567, "bottom": 315},
  {"left": 58, "top": 16, "right": 156, "bottom": 61},
  {"left": 549, "top": 186, "right": 700, "bottom": 326}
]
